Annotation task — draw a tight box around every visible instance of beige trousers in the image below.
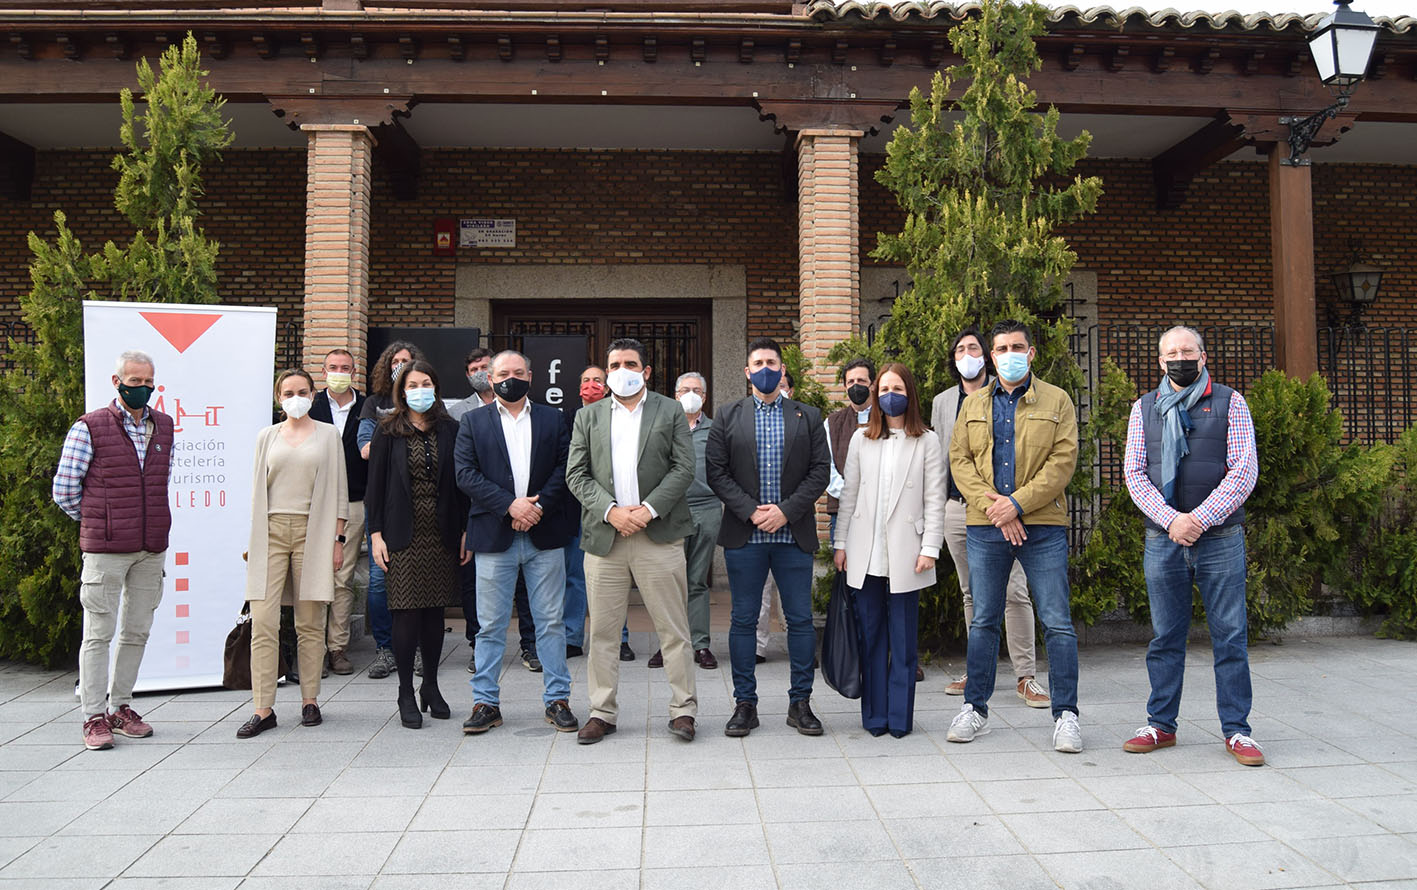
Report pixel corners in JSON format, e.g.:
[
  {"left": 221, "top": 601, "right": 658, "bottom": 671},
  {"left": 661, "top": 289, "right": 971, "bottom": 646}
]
[
  {"left": 584, "top": 533, "right": 697, "bottom": 723},
  {"left": 249, "top": 513, "right": 327, "bottom": 710},
  {"left": 943, "top": 498, "right": 1037, "bottom": 678},
  {"left": 326, "top": 498, "right": 365, "bottom": 651},
  {"left": 78, "top": 549, "right": 166, "bottom": 719}
]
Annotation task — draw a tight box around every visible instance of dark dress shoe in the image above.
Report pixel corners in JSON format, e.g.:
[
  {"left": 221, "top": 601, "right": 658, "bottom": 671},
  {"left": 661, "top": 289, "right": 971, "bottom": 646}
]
[
  {"left": 647, "top": 649, "right": 664, "bottom": 668},
  {"left": 695, "top": 649, "right": 718, "bottom": 670},
  {"left": 619, "top": 642, "right": 636, "bottom": 662},
  {"left": 668, "top": 716, "right": 696, "bottom": 741},
  {"left": 236, "top": 712, "right": 276, "bottom": 739},
  {"left": 420, "top": 685, "right": 451, "bottom": 720},
  {"left": 755, "top": 653, "right": 767, "bottom": 664},
  {"left": 398, "top": 691, "right": 423, "bottom": 730},
  {"left": 787, "top": 699, "right": 823, "bottom": 736},
  {"left": 915, "top": 665, "right": 925, "bottom": 682},
  {"left": 867, "top": 726, "right": 889, "bottom": 737},
  {"left": 890, "top": 729, "right": 910, "bottom": 739},
  {"left": 301, "top": 703, "right": 322, "bottom": 727},
  {"left": 724, "top": 701, "right": 759, "bottom": 737},
  {"left": 566, "top": 644, "right": 584, "bottom": 659},
  {"left": 462, "top": 703, "right": 503, "bottom": 734},
  {"left": 545, "top": 699, "right": 580, "bottom": 732},
  {"left": 577, "top": 717, "right": 617, "bottom": 745}
]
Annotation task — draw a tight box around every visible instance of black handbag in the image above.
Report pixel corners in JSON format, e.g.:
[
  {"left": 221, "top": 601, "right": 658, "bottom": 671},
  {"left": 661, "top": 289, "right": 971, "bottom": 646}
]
[
  {"left": 222, "top": 602, "right": 287, "bottom": 690},
  {"left": 821, "top": 571, "right": 863, "bottom": 699}
]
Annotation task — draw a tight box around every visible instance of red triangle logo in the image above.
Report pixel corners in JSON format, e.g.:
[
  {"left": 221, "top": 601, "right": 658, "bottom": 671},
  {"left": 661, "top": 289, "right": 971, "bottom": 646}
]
[{"left": 140, "top": 312, "right": 222, "bottom": 354}]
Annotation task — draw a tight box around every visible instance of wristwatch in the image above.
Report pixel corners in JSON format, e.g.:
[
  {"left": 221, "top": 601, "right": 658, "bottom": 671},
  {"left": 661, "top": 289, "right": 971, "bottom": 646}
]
[{"left": 336, "top": 534, "right": 347, "bottom": 543}]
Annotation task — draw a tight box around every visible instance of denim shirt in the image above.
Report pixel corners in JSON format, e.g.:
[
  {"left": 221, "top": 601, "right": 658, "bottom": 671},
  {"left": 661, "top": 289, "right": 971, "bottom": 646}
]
[{"left": 991, "top": 375, "right": 1030, "bottom": 519}]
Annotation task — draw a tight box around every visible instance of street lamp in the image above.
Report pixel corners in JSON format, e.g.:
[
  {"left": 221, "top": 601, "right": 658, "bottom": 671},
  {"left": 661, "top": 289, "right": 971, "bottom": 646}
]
[
  {"left": 1328, "top": 254, "right": 1384, "bottom": 327},
  {"left": 1279, "top": 0, "right": 1382, "bottom": 166}
]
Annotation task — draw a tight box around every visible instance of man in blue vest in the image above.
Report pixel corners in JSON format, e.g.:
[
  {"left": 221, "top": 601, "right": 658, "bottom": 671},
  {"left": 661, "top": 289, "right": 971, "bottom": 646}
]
[{"left": 1122, "top": 325, "right": 1262, "bottom": 767}]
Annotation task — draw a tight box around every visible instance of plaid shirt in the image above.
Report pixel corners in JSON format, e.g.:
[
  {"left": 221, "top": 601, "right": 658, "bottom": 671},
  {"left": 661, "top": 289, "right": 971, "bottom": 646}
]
[
  {"left": 1123, "top": 389, "right": 1258, "bottom": 532},
  {"left": 750, "top": 393, "right": 793, "bottom": 545},
  {"left": 52, "top": 401, "right": 156, "bottom": 520}
]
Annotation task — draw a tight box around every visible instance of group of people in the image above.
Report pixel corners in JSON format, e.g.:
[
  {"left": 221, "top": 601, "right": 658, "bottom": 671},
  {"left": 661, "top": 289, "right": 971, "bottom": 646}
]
[{"left": 55, "top": 320, "right": 1266, "bottom": 767}]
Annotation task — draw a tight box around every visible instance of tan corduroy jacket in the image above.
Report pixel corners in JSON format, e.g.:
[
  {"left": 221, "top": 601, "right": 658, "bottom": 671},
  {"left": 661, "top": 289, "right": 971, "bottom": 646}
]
[{"left": 947, "top": 376, "right": 1078, "bottom": 527}]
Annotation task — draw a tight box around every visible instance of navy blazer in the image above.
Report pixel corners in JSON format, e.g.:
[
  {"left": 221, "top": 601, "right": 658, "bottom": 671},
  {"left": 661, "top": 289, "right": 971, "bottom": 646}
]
[{"left": 454, "top": 400, "right": 573, "bottom": 553}]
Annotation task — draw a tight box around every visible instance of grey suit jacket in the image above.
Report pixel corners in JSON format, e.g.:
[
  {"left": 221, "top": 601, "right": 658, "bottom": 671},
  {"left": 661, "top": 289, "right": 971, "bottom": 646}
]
[
  {"left": 932, "top": 376, "right": 993, "bottom": 496},
  {"left": 566, "top": 390, "right": 696, "bottom": 558}
]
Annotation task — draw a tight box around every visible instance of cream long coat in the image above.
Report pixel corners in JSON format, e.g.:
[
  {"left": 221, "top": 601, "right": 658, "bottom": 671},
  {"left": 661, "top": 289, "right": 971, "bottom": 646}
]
[
  {"left": 244, "top": 422, "right": 348, "bottom": 603},
  {"left": 833, "top": 427, "right": 947, "bottom": 593}
]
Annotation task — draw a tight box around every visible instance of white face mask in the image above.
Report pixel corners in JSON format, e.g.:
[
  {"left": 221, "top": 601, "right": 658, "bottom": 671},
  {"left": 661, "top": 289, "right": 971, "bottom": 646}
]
[
  {"left": 679, "top": 392, "right": 704, "bottom": 415},
  {"left": 607, "top": 367, "right": 646, "bottom": 399},
  {"left": 955, "top": 353, "right": 986, "bottom": 381},
  {"left": 281, "top": 395, "right": 313, "bottom": 419}
]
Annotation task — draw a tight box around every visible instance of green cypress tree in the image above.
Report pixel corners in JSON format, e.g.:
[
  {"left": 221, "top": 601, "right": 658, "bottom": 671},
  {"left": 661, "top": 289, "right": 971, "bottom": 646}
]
[{"left": 0, "top": 34, "right": 232, "bottom": 666}]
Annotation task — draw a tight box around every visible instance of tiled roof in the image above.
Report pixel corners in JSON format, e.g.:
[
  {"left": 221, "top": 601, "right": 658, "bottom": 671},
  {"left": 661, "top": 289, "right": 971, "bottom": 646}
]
[{"left": 803, "top": 1, "right": 1416, "bottom": 34}]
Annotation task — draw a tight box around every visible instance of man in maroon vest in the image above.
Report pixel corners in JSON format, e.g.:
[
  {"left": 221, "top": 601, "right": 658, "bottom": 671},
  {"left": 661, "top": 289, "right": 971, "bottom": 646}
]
[{"left": 53, "top": 349, "right": 174, "bottom": 751}]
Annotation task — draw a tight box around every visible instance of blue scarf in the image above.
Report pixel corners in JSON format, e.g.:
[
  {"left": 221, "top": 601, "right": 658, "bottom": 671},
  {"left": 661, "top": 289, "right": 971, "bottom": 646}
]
[{"left": 1152, "top": 367, "right": 1210, "bottom": 506}]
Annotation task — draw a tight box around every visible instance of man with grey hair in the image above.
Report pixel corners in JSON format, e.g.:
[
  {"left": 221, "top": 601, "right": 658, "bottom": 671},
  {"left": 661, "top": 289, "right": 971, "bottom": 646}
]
[
  {"left": 53, "top": 349, "right": 174, "bottom": 751},
  {"left": 1122, "top": 324, "right": 1263, "bottom": 766}
]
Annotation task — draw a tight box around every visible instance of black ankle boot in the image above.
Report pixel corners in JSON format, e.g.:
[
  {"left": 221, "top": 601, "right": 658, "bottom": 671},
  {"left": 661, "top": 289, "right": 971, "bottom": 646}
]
[
  {"left": 420, "top": 684, "right": 451, "bottom": 720},
  {"left": 398, "top": 690, "right": 422, "bottom": 729}
]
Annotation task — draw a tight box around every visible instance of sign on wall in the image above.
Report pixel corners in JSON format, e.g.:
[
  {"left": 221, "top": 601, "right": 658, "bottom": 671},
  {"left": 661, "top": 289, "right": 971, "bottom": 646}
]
[
  {"left": 82, "top": 301, "right": 277, "bottom": 692},
  {"left": 459, "top": 218, "right": 516, "bottom": 248}
]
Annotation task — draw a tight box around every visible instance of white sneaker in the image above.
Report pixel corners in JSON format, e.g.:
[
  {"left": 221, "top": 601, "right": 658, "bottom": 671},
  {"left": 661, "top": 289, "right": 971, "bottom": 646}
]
[
  {"left": 1053, "top": 712, "right": 1083, "bottom": 753},
  {"left": 947, "top": 704, "right": 989, "bottom": 743}
]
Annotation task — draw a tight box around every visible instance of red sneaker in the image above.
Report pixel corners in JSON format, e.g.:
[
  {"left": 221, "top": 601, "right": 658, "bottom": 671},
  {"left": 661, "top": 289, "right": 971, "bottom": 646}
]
[
  {"left": 1226, "top": 733, "right": 1265, "bottom": 766},
  {"left": 108, "top": 704, "right": 153, "bottom": 739},
  {"left": 1123, "top": 725, "right": 1176, "bottom": 753},
  {"left": 83, "top": 714, "right": 115, "bottom": 750}
]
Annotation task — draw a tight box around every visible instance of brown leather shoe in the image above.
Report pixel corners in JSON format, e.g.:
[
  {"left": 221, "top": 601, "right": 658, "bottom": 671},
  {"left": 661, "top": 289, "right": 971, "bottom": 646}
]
[
  {"left": 647, "top": 649, "right": 664, "bottom": 668},
  {"left": 327, "top": 649, "right": 353, "bottom": 675},
  {"left": 668, "top": 716, "right": 696, "bottom": 742},
  {"left": 577, "top": 717, "right": 617, "bottom": 745},
  {"left": 915, "top": 665, "right": 925, "bottom": 682},
  {"left": 1017, "top": 677, "right": 1051, "bottom": 709},
  {"left": 945, "top": 675, "right": 967, "bottom": 695},
  {"left": 694, "top": 648, "right": 718, "bottom": 669}
]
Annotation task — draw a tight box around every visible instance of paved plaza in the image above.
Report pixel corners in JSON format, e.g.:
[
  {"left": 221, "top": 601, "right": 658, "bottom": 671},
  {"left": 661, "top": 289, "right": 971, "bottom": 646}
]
[{"left": 0, "top": 631, "right": 1414, "bottom": 889}]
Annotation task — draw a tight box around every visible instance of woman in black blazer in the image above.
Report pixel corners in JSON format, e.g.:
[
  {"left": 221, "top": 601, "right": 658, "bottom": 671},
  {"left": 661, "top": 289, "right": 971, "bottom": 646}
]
[{"left": 367, "top": 361, "right": 471, "bottom": 729}]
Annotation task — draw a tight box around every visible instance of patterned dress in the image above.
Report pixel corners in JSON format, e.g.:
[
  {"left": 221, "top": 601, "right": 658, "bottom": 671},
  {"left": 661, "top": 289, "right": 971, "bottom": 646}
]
[{"left": 385, "top": 431, "right": 458, "bottom": 610}]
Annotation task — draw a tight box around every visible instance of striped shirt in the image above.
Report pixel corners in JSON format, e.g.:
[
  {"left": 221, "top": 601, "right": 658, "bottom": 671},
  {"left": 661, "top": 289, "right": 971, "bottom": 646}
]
[
  {"left": 1123, "top": 390, "right": 1258, "bottom": 532},
  {"left": 750, "top": 393, "right": 793, "bottom": 545},
  {"left": 52, "top": 401, "right": 157, "bottom": 520}
]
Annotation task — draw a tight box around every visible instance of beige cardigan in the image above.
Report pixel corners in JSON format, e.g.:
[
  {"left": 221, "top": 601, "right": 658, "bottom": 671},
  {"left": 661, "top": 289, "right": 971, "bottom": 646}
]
[{"left": 244, "top": 422, "right": 349, "bottom": 603}]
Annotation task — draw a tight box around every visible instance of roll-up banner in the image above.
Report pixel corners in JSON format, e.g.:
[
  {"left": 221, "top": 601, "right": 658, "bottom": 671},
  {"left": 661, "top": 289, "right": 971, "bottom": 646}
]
[{"left": 82, "top": 301, "right": 277, "bottom": 692}]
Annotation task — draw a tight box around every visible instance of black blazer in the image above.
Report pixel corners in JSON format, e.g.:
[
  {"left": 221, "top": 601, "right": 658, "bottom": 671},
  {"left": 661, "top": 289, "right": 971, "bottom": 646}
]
[
  {"left": 454, "top": 401, "right": 573, "bottom": 553},
  {"left": 706, "top": 395, "right": 831, "bottom": 554},
  {"left": 309, "top": 387, "right": 369, "bottom": 502},
  {"left": 366, "top": 417, "right": 468, "bottom": 553}
]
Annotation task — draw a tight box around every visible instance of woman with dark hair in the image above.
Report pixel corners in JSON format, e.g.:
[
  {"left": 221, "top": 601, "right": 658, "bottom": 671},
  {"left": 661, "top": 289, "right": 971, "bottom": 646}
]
[
  {"left": 238, "top": 369, "right": 349, "bottom": 738},
  {"left": 358, "top": 340, "right": 424, "bottom": 679},
  {"left": 832, "top": 362, "right": 945, "bottom": 738},
  {"left": 367, "top": 360, "right": 471, "bottom": 728}
]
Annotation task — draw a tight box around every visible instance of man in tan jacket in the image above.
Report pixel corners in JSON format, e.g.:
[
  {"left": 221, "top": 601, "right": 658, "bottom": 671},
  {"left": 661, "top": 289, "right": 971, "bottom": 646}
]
[{"left": 945, "top": 320, "right": 1082, "bottom": 754}]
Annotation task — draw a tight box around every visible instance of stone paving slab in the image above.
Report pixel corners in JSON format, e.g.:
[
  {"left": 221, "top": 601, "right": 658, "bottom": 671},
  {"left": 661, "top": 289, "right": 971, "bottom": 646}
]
[{"left": 0, "top": 634, "right": 1415, "bottom": 888}]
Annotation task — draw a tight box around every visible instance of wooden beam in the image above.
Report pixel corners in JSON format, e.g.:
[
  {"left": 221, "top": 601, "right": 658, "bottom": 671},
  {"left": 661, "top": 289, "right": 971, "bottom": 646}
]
[
  {"left": 1268, "top": 145, "right": 1317, "bottom": 378},
  {"left": 0, "top": 127, "right": 34, "bottom": 201},
  {"left": 1151, "top": 115, "right": 1247, "bottom": 209},
  {"left": 267, "top": 94, "right": 412, "bottom": 128},
  {"left": 373, "top": 117, "right": 419, "bottom": 200}
]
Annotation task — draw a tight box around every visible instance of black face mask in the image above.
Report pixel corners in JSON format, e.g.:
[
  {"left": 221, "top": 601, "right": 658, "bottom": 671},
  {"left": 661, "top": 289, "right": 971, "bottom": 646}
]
[
  {"left": 493, "top": 377, "right": 531, "bottom": 403},
  {"left": 117, "top": 383, "right": 153, "bottom": 410},
  {"left": 846, "top": 383, "right": 871, "bottom": 407},
  {"left": 1165, "top": 359, "right": 1201, "bottom": 388}
]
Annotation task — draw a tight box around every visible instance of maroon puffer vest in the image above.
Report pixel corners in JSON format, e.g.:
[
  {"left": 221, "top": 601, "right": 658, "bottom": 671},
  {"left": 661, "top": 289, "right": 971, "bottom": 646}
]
[{"left": 78, "top": 402, "right": 174, "bottom": 554}]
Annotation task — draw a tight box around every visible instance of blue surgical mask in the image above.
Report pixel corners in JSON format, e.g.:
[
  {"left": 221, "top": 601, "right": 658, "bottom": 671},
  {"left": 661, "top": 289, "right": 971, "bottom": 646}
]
[
  {"left": 995, "top": 351, "right": 1030, "bottom": 383},
  {"left": 406, "top": 388, "right": 437, "bottom": 413},
  {"left": 749, "top": 366, "right": 782, "bottom": 395},
  {"left": 878, "top": 391, "right": 908, "bottom": 418}
]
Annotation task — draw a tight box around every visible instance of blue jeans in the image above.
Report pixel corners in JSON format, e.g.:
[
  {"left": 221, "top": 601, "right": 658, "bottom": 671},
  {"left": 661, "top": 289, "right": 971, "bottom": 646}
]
[
  {"left": 1144, "top": 525, "right": 1252, "bottom": 737},
  {"left": 563, "top": 531, "right": 588, "bottom": 648},
  {"left": 855, "top": 576, "right": 919, "bottom": 735},
  {"left": 460, "top": 557, "right": 536, "bottom": 653},
  {"left": 365, "top": 515, "right": 392, "bottom": 649},
  {"left": 965, "top": 524, "right": 1077, "bottom": 719},
  {"left": 471, "top": 533, "right": 570, "bottom": 706},
  {"left": 726, "top": 543, "right": 816, "bottom": 704}
]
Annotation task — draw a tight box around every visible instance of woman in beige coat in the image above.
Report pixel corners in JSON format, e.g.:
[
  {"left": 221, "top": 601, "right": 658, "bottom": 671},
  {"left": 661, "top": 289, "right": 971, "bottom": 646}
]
[
  {"left": 238, "top": 369, "right": 348, "bottom": 738},
  {"left": 833, "top": 362, "right": 946, "bottom": 738}
]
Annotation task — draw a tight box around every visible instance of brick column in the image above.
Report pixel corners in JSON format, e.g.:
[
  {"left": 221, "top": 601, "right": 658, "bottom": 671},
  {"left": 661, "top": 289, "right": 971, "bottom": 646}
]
[
  {"left": 301, "top": 124, "right": 374, "bottom": 380},
  {"left": 796, "top": 128, "right": 863, "bottom": 393},
  {"left": 1268, "top": 147, "right": 1318, "bottom": 378}
]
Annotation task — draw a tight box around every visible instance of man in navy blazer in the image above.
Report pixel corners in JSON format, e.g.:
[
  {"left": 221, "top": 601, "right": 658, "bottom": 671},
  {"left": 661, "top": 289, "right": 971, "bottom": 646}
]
[{"left": 454, "top": 350, "right": 579, "bottom": 735}]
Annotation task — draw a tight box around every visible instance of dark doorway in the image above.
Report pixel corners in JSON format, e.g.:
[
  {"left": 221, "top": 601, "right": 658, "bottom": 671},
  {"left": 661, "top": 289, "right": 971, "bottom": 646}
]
[{"left": 490, "top": 300, "right": 712, "bottom": 397}]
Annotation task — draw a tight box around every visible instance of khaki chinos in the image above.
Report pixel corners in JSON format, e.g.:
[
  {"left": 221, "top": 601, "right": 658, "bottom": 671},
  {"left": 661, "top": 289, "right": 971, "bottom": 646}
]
[
  {"left": 326, "top": 498, "right": 366, "bottom": 652},
  {"left": 78, "top": 550, "right": 166, "bottom": 719},
  {"left": 250, "top": 514, "right": 327, "bottom": 709}
]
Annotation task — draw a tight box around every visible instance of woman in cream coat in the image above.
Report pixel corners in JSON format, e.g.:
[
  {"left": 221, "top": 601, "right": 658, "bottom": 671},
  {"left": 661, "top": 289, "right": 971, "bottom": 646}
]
[
  {"left": 833, "top": 362, "right": 946, "bottom": 738},
  {"left": 238, "top": 369, "right": 348, "bottom": 738}
]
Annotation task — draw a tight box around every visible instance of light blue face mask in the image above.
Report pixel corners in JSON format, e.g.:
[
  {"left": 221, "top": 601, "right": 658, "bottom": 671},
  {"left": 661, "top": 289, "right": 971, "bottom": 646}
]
[
  {"left": 406, "top": 388, "right": 437, "bottom": 413},
  {"left": 995, "top": 351, "right": 1030, "bottom": 383}
]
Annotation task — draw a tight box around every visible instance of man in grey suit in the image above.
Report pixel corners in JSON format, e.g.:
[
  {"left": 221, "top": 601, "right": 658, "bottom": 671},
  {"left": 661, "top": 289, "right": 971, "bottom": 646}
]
[
  {"left": 707, "top": 336, "right": 831, "bottom": 738},
  {"left": 932, "top": 326, "right": 1047, "bottom": 708},
  {"left": 566, "top": 338, "right": 699, "bottom": 744}
]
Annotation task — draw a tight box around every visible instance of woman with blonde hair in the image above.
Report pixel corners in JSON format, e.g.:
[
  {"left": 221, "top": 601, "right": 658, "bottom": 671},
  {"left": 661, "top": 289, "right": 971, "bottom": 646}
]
[
  {"left": 238, "top": 369, "right": 349, "bottom": 738},
  {"left": 833, "top": 362, "right": 946, "bottom": 738}
]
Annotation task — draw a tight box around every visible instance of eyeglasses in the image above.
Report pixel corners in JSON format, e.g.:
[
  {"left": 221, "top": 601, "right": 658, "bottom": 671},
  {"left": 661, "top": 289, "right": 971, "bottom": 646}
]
[{"left": 675, "top": 387, "right": 705, "bottom": 396}]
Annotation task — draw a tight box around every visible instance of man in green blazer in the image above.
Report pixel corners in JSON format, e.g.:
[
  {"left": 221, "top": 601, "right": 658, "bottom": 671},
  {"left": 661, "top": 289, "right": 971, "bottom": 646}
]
[{"left": 566, "top": 337, "right": 699, "bottom": 744}]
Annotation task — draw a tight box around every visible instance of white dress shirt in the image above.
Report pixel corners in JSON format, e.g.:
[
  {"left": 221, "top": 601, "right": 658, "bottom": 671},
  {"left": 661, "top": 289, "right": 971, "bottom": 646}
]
[
  {"left": 496, "top": 399, "right": 533, "bottom": 499},
  {"left": 327, "top": 390, "right": 353, "bottom": 437},
  {"left": 866, "top": 429, "right": 904, "bottom": 577},
  {"left": 607, "top": 396, "right": 658, "bottom": 519}
]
